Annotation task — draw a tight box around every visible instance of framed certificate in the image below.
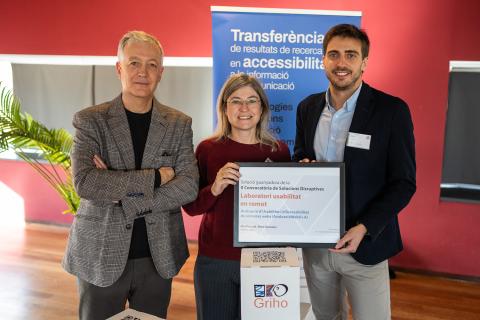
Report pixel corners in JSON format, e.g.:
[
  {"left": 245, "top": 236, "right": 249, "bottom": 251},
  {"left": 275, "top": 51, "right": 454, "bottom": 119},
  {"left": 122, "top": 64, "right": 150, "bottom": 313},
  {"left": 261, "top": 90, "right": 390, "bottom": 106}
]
[{"left": 234, "top": 162, "right": 345, "bottom": 247}]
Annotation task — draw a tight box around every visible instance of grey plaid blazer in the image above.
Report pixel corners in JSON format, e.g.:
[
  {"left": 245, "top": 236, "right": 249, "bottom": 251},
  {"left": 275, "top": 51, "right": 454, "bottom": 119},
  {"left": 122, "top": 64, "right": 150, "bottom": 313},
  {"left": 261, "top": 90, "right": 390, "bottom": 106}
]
[{"left": 62, "top": 95, "right": 199, "bottom": 287}]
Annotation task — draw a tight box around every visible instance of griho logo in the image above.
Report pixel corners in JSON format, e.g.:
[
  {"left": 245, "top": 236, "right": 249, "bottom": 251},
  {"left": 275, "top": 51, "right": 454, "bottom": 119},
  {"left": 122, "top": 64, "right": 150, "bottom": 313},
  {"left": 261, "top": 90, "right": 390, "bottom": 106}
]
[
  {"left": 253, "top": 284, "right": 289, "bottom": 309},
  {"left": 254, "top": 284, "right": 288, "bottom": 297}
]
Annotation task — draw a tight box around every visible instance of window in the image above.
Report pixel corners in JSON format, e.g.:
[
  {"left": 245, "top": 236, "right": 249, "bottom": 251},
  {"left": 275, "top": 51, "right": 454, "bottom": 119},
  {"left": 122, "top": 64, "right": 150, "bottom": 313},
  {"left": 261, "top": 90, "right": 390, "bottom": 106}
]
[{"left": 0, "top": 55, "right": 213, "bottom": 162}]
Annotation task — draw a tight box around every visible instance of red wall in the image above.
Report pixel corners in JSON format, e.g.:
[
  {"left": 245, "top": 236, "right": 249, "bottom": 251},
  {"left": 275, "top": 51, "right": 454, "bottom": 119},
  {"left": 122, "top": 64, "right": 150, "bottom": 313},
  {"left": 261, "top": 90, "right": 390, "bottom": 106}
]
[
  {"left": 0, "top": 160, "right": 72, "bottom": 224},
  {"left": 1, "top": 0, "right": 479, "bottom": 277}
]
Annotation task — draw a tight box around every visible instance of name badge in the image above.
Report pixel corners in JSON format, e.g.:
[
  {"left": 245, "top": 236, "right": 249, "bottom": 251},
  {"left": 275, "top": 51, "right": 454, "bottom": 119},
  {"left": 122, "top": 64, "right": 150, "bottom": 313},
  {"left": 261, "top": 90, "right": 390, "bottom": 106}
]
[{"left": 347, "top": 132, "right": 371, "bottom": 150}]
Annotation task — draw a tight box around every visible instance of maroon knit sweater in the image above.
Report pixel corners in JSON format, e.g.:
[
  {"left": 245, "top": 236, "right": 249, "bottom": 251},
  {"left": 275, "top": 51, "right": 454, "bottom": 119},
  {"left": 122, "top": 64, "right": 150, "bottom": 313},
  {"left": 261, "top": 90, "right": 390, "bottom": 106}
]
[{"left": 183, "top": 137, "right": 291, "bottom": 261}]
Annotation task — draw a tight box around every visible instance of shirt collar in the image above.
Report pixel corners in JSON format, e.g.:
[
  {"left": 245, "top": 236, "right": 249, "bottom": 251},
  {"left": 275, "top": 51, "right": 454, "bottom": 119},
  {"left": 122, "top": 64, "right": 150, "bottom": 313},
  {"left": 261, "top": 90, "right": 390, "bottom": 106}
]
[{"left": 325, "top": 82, "right": 363, "bottom": 113}]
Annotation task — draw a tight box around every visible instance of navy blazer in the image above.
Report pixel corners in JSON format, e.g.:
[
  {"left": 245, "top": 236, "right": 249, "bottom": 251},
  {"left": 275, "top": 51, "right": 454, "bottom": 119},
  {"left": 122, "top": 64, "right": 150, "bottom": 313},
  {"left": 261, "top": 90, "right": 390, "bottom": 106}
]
[{"left": 294, "top": 82, "right": 416, "bottom": 265}]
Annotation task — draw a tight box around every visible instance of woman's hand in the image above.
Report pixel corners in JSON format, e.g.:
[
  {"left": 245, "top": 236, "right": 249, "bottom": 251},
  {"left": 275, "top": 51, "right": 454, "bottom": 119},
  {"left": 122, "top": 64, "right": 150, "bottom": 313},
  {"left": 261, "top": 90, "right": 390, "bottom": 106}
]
[{"left": 211, "top": 162, "right": 240, "bottom": 196}]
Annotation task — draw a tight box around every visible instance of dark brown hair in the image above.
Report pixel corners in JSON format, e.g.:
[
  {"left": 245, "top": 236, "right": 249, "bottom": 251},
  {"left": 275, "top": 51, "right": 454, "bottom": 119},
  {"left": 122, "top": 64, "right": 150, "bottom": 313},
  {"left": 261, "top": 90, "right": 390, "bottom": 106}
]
[{"left": 323, "top": 24, "right": 370, "bottom": 58}]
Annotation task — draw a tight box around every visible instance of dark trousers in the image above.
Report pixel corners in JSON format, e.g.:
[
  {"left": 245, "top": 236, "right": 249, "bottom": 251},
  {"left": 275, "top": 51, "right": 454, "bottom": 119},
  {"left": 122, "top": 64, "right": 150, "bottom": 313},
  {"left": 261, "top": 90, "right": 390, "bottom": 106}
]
[
  {"left": 194, "top": 255, "right": 241, "bottom": 320},
  {"left": 77, "top": 257, "right": 172, "bottom": 320}
]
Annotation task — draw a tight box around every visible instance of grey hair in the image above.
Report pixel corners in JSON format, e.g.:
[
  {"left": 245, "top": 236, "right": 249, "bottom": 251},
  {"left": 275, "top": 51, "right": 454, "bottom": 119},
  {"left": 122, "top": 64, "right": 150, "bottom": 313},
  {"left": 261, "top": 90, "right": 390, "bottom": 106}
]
[{"left": 117, "top": 30, "right": 164, "bottom": 65}]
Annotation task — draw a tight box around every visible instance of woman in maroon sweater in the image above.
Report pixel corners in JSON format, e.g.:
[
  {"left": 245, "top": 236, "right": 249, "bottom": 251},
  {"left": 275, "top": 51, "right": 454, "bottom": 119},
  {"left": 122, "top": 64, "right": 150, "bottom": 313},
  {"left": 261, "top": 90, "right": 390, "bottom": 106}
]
[{"left": 183, "top": 74, "right": 291, "bottom": 320}]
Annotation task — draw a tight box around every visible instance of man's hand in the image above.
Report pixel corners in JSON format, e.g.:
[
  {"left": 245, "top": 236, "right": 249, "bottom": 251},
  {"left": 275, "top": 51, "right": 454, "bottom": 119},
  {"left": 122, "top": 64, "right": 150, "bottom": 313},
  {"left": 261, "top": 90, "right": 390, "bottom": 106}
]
[
  {"left": 211, "top": 162, "right": 240, "bottom": 196},
  {"left": 93, "top": 155, "right": 108, "bottom": 169},
  {"left": 94, "top": 154, "right": 175, "bottom": 186},
  {"left": 299, "top": 158, "right": 316, "bottom": 163},
  {"left": 159, "top": 167, "right": 175, "bottom": 185},
  {"left": 329, "top": 224, "right": 368, "bottom": 254}
]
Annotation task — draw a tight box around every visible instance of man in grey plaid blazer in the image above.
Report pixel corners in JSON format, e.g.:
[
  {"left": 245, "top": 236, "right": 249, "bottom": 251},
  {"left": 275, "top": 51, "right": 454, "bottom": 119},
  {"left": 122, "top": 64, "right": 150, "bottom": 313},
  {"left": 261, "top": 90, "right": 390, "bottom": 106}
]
[{"left": 62, "top": 31, "right": 199, "bottom": 320}]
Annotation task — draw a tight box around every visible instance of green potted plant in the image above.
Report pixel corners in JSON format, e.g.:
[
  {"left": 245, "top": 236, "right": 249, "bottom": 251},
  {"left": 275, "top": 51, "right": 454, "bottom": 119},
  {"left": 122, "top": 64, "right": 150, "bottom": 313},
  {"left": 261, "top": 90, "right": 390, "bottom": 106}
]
[{"left": 0, "top": 84, "right": 79, "bottom": 214}]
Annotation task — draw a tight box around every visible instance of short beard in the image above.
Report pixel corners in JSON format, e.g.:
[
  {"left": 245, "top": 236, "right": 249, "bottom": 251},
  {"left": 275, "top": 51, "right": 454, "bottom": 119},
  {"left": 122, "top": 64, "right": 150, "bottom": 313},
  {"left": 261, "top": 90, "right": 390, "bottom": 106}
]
[{"left": 327, "top": 69, "right": 362, "bottom": 91}]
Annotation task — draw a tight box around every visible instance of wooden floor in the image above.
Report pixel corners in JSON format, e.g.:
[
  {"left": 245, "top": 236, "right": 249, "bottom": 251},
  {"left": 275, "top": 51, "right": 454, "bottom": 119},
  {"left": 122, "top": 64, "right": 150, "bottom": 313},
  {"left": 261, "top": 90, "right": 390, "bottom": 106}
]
[{"left": 0, "top": 223, "right": 479, "bottom": 320}]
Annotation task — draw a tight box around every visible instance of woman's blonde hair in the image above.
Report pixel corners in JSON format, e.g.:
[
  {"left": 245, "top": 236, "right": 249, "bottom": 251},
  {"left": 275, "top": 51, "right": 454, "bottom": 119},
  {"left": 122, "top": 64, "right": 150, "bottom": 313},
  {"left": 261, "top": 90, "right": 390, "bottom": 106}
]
[{"left": 212, "top": 73, "right": 278, "bottom": 150}]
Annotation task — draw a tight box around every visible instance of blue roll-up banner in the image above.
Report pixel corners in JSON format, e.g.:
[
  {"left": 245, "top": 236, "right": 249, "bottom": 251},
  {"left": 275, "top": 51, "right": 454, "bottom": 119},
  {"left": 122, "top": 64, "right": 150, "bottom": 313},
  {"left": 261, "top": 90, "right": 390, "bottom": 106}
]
[{"left": 212, "top": 7, "right": 361, "bottom": 152}]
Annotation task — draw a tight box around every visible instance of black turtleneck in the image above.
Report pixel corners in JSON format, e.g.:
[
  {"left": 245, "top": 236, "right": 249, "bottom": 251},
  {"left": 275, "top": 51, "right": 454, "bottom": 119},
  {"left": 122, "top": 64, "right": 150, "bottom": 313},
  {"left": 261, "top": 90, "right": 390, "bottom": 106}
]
[{"left": 124, "top": 107, "right": 160, "bottom": 259}]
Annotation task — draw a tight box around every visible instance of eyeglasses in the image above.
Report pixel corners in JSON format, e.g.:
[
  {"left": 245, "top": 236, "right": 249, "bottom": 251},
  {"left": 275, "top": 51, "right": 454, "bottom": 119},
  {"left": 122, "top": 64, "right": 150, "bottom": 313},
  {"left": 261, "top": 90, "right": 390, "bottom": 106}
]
[{"left": 227, "top": 97, "right": 261, "bottom": 107}]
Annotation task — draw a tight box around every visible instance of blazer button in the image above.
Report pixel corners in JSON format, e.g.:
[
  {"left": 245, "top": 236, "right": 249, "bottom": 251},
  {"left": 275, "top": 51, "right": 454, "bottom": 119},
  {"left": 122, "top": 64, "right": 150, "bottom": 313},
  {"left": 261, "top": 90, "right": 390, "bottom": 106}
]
[{"left": 126, "top": 223, "right": 132, "bottom": 230}]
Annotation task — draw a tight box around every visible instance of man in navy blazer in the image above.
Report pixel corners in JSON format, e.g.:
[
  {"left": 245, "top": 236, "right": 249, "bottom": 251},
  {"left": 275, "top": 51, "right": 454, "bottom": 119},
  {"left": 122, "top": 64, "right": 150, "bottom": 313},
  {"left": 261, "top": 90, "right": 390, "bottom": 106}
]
[{"left": 294, "top": 24, "right": 416, "bottom": 319}]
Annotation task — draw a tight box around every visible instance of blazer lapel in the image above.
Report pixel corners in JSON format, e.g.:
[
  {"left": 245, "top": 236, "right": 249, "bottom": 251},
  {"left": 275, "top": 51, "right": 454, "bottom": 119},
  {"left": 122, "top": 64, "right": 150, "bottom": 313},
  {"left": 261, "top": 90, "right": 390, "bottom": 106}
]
[
  {"left": 307, "top": 94, "right": 326, "bottom": 159},
  {"left": 348, "top": 82, "right": 374, "bottom": 134},
  {"left": 344, "top": 82, "right": 375, "bottom": 163},
  {"left": 141, "top": 99, "right": 168, "bottom": 169},
  {"left": 106, "top": 95, "right": 135, "bottom": 169}
]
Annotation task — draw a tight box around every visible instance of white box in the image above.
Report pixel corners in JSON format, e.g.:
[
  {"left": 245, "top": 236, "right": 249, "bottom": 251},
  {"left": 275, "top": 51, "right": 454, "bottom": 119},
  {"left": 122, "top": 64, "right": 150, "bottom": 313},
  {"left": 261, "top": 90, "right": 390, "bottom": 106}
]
[
  {"left": 106, "top": 308, "right": 164, "bottom": 320},
  {"left": 241, "top": 247, "right": 300, "bottom": 320}
]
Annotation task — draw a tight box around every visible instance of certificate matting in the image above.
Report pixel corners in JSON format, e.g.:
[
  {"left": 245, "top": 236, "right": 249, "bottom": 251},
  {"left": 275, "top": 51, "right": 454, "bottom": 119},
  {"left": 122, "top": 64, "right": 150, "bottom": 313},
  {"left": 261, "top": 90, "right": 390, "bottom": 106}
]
[{"left": 234, "top": 162, "right": 345, "bottom": 247}]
